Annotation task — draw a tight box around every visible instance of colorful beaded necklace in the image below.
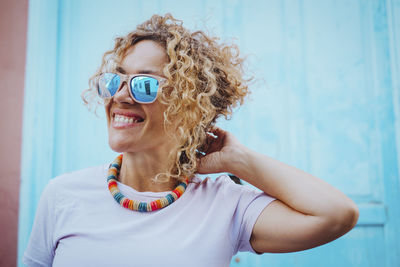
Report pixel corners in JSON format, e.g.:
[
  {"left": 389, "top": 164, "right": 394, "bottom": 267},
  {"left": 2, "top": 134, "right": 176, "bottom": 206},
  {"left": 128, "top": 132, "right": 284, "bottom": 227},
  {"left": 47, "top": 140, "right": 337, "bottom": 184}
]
[{"left": 107, "top": 154, "right": 189, "bottom": 212}]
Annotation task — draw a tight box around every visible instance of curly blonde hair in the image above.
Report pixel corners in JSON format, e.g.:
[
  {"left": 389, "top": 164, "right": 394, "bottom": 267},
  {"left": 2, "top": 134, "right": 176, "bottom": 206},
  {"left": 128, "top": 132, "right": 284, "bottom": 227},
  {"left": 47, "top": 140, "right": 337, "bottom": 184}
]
[{"left": 82, "top": 13, "right": 250, "bottom": 183}]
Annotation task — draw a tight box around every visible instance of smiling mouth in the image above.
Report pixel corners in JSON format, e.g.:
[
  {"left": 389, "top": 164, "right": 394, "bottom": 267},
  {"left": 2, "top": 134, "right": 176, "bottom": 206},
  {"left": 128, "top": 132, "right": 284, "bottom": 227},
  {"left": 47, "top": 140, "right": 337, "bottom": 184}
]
[{"left": 112, "top": 114, "right": 144, "bottom": 128}]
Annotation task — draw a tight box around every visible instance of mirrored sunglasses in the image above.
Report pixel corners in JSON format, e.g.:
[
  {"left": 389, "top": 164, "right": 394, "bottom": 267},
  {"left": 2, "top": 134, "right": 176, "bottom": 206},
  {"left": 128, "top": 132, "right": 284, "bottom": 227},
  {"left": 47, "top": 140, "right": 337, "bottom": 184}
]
[{"left": 97, "top": 73, "right": 166, "bottom": 103}]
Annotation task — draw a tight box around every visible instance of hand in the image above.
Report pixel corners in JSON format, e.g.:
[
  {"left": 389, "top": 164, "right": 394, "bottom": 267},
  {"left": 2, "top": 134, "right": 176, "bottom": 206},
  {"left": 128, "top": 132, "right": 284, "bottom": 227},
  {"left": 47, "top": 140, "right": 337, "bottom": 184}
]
[{"left": 197, "top": 127, "right": 245, "bottom": 174}]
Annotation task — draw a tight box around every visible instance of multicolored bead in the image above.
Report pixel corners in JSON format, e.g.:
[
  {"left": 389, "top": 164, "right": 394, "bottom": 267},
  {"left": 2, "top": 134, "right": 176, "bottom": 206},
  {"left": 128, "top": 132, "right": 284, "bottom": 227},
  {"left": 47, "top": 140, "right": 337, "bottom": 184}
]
[{"left": 107, "top": 154, "right": 189, "bottom": 212}]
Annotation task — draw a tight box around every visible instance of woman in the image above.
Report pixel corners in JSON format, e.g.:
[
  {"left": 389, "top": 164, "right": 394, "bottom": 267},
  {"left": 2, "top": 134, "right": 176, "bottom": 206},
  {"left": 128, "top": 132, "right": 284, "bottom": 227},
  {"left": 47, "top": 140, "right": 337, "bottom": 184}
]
[{"left": 23, "top": 14, "right": 358, "bottom": 266}]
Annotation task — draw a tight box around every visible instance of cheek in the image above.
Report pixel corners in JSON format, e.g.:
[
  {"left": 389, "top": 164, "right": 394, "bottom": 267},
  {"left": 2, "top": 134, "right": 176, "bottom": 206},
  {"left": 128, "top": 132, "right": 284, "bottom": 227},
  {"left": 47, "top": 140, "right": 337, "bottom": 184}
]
[
  {"left": 152, "top": 113, "right": 166, "bottom": 130},
  {"left": 104, "top": 100, "right": 112, "bottom": 119},
  {"left": 146, "top": 102, "right": 167, "bottom": 122}
]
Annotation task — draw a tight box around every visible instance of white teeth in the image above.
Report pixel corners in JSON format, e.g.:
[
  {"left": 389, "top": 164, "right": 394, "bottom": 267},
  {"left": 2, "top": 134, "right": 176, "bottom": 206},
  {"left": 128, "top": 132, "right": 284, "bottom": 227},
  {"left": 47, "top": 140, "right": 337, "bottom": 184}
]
[{"left": 114, "top": 114, "right": 140, "bottom": 124}]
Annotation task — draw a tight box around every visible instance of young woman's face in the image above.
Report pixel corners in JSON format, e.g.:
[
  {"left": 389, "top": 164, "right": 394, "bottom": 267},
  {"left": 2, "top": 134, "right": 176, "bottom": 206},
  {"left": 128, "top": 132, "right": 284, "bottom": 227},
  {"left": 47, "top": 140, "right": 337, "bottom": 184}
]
[{"left": 105, "top": 40, "right": 173, "bottom": 154}]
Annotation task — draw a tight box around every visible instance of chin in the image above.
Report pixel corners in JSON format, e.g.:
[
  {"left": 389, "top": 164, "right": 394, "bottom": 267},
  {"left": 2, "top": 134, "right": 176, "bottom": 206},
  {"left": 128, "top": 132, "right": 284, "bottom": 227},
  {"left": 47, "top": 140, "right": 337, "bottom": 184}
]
[{"left": 108, "top": 138, "right": 132, "bottom": 153}]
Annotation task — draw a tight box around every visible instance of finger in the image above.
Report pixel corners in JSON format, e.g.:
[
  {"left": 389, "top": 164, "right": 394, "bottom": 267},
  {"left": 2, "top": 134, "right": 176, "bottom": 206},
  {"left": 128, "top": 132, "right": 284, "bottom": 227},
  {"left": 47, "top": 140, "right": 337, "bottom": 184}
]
[
  {"left": 204, "top": 133, "right": 224, "bottom": 154},
  {"left": 200, "top": 128, "right": 220, "bottom": 152},
  {"left": 206, "top": 127, "right": 228, "bottom": 146},
  {"left": 206, "top": 126, "right": 226, "bottom": 137},
  {"left": 206, "top": 131, "right": 218, "bottom": 139}
]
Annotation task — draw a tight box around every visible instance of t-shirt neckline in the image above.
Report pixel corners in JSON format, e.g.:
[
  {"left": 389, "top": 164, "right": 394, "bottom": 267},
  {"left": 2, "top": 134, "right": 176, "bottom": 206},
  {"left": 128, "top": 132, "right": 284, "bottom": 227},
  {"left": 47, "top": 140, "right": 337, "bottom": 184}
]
[{"left": 103, "top": 163, "right": 199, "bottom": 198}]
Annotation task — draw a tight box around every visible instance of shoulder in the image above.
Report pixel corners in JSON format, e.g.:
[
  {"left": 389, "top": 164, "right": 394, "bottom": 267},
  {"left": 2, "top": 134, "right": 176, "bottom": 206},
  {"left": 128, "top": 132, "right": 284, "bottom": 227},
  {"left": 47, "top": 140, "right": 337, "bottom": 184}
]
[
  {"left": 189, "top": 174, "right": 235, "bottom": 190},
  {"left": 43, "top": 164, "right": 108, "bottom": 203},
  {"left": 50, "top": 164, "right": 108, "bottom": 188},
  {"left": 189, "top": 174, "right": 262, "bottom": 201},
  {"left": 34, "top": 164, "right": 109, "bottom": 214},
  {"left": 192, "top": 174, "right": 260, "bottom": 191}
]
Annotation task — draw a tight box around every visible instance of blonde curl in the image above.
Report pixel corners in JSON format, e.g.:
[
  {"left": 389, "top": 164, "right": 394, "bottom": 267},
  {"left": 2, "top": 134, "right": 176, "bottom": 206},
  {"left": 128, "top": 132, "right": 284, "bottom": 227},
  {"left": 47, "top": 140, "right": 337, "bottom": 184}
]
[{"left": 81, "top": 13, "right": 251, "bottom": 183}]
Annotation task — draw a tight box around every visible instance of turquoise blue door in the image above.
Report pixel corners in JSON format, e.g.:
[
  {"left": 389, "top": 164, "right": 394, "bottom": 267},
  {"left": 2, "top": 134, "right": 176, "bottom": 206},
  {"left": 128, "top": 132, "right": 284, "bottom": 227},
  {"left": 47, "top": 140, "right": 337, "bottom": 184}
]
[{"left": 19, "top": 0, "right": 400, "bottom": 266}]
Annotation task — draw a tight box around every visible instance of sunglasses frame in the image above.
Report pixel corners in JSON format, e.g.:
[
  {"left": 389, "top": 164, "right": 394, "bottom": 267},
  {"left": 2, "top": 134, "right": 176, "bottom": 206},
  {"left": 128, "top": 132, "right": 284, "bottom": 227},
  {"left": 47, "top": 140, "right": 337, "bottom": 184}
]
[{"left": 97, "top": 72, "right": 166, "bottom": 104}]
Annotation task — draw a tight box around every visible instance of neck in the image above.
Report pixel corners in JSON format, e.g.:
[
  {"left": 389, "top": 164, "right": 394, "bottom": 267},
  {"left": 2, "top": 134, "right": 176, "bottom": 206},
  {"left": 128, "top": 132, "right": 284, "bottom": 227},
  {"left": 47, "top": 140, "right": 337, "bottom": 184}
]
[{"left": 118, "top": 150, "right": 179, "bottom": 192}]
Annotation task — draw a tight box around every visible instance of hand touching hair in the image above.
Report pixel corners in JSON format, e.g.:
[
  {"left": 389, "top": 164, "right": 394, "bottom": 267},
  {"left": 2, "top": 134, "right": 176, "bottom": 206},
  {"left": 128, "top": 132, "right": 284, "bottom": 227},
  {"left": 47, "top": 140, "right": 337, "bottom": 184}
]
[{"left": 82, "top": 14, "right": 251, "bottom": 182}]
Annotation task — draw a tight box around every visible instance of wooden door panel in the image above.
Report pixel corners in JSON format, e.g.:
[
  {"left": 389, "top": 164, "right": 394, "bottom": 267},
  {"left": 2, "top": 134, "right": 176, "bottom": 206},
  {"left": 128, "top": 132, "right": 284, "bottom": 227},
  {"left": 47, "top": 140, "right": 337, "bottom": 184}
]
[{"left": 19, "top": 0, "right": 399, "bottom": 266}]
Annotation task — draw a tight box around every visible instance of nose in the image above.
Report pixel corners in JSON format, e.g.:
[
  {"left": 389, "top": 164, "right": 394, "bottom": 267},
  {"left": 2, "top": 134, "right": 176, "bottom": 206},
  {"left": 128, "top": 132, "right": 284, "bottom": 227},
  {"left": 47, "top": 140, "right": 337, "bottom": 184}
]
[{"left": 113, "top": 81, "right": 135, "bottom": 104}]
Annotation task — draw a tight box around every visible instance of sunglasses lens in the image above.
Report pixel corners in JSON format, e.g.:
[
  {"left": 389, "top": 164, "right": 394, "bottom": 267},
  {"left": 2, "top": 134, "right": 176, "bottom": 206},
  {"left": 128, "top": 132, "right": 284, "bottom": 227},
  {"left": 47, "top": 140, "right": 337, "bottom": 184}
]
[
  {"left": 130, "top": 76, "right": 159, "bottom": 103},
  {"left": 98, "top": 73, "right": 120, "bottom": 98}
]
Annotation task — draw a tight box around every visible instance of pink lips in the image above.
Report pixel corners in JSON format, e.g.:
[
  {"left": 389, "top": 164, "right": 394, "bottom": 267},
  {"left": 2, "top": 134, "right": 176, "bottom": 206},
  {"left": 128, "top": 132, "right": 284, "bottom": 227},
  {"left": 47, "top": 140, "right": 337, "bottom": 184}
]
[
  {"left": 111, "top": 108, "right": 144, "bottom": 129},
  {"left": 112, "top": 108, "right": 144, "bottom": 120}
]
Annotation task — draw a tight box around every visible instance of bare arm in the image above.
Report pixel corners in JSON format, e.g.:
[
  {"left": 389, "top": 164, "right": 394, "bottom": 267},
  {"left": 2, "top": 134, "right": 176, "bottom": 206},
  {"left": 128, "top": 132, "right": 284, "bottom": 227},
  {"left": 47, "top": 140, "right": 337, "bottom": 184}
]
[{"left": 197, "top": 128, "right": 359, "bottom": 253}]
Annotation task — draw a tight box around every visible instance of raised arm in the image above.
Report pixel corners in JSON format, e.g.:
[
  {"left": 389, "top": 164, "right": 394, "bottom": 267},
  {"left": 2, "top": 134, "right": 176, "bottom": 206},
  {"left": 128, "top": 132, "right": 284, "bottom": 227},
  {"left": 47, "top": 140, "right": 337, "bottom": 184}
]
[{"left": 197, "top": 128, "right": 359, "bottom": 253}]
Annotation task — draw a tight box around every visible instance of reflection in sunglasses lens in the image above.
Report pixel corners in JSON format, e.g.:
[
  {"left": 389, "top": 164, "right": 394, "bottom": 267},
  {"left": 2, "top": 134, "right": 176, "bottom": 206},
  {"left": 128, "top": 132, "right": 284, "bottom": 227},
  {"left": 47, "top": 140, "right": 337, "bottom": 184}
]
[
  {"left": 98, "top": 74, "right": 160, "bottom": 103},
  {"left": 99, "top": 73, "right": 120, "bottom": 98},
  {"left": 131, "top": 76, "right": 159, "bottom": 103}
]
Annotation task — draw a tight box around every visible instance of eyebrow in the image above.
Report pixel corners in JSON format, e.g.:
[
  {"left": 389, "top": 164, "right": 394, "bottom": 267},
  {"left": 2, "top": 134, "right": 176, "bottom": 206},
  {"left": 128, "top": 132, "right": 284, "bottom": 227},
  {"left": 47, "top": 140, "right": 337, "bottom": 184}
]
[
  {"left": 116, "top": 66, "right": 127, "bottom": 74},
  {"left": 116, "top": 66, "right": 163, "bottom": 77}
]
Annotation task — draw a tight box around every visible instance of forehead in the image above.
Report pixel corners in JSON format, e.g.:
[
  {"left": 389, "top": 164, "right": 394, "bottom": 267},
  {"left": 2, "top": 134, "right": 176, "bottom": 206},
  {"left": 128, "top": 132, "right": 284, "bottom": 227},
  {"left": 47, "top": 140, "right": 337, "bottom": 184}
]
[{"left": 120, "top": 40, "right": 168, "bottom": 75}]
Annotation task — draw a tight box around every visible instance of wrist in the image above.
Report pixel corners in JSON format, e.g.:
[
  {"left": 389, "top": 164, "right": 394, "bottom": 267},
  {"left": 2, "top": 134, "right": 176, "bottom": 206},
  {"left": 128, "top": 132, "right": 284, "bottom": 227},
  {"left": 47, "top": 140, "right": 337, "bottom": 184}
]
[{"left": 224, "top": 144, "right": 253, "bottom": 178}]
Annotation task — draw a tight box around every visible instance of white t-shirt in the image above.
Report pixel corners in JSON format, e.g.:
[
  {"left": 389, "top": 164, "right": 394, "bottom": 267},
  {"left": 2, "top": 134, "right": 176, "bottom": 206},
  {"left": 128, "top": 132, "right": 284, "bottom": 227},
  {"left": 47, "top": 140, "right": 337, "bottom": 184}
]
[{"left": 23, "top": 164, "right": 276, "bottom": 267}]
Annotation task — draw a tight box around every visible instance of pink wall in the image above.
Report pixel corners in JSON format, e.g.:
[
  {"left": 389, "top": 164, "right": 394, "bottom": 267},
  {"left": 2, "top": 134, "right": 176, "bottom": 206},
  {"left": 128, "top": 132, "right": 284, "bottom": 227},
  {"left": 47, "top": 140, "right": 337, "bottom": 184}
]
[{"left": 0, "top": 0, "right": 28, "bottom": 266}]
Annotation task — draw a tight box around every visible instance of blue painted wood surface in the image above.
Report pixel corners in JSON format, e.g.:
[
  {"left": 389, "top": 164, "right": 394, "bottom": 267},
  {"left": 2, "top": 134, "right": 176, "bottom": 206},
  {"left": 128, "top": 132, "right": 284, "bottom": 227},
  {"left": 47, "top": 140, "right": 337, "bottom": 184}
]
[{"left": 18, "top": 0, "right": 400, "bottom": 266}]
